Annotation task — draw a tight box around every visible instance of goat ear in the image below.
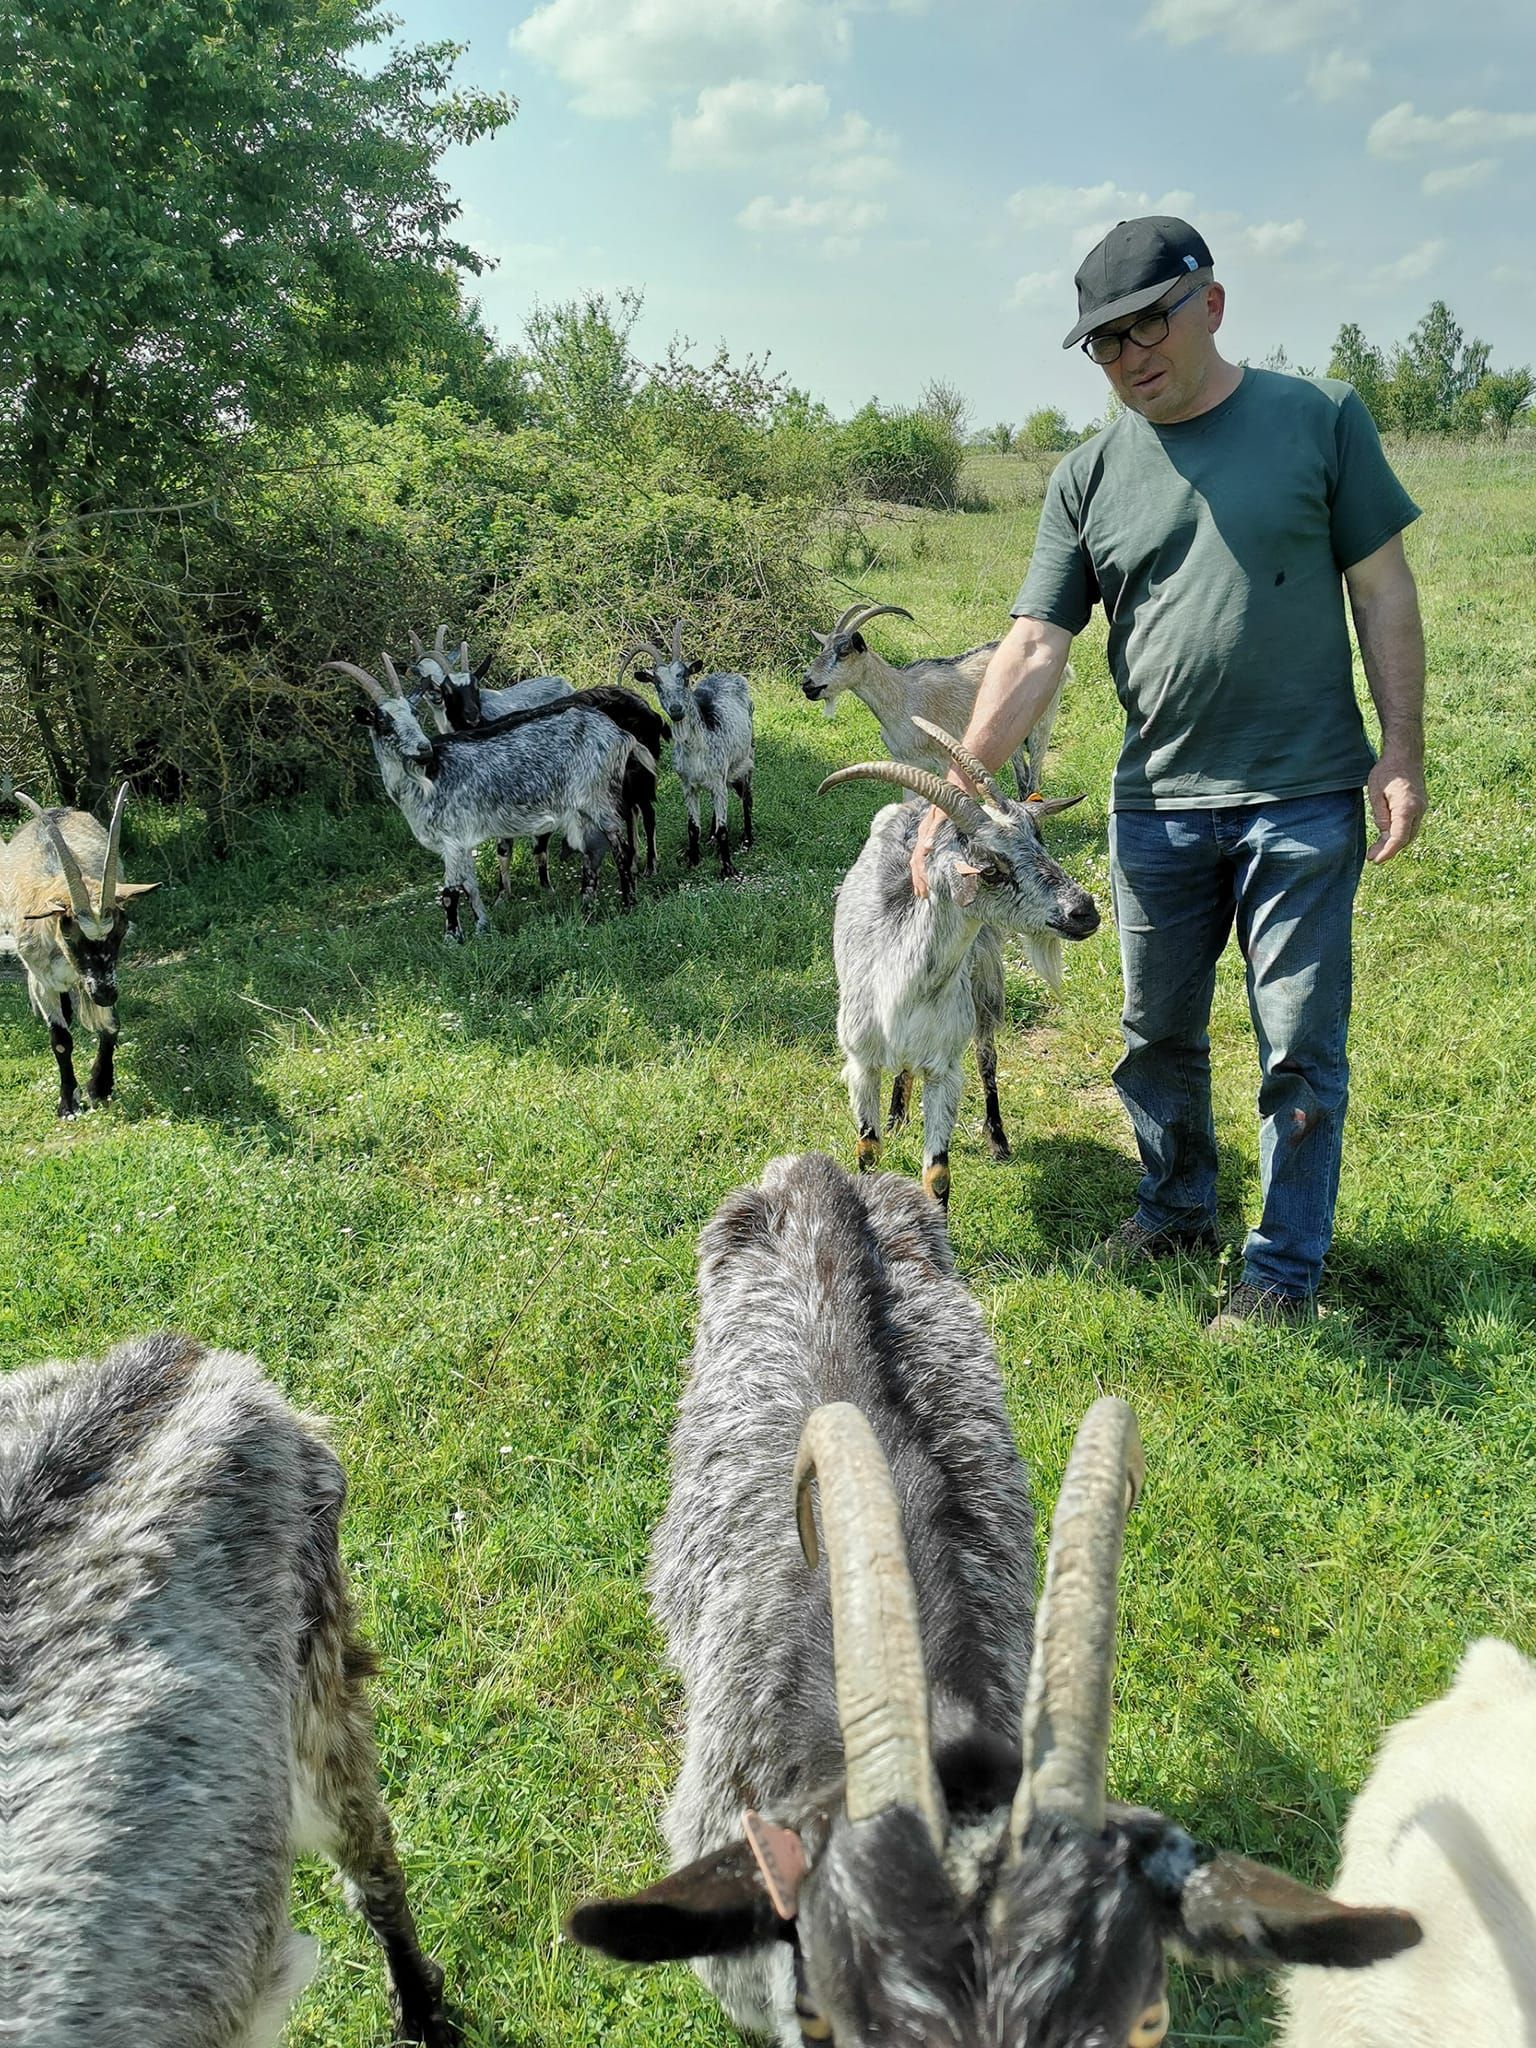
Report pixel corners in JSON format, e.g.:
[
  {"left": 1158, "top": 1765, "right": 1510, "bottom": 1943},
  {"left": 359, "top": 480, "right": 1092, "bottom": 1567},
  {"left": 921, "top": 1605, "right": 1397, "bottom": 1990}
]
[
  {"left": 352, "top": 704, "right": 377, "bottom": 726},
  {"left": 565, "top": 1838, "right": 793, "bottom": 1963},
  {"left": 686, "top": 659, "right": 704, "bottom": 678},
  {"left": 952, "top": 861, "right": 983, "bottom": 907},
  {"left": 845, "top": 631, "right": 866, "bottom": 652},
  {"left": 635, "top": 667, "right": 657, "bottom": 685},
  {"left": 472, "top": 652, "right": 493, "bottom": 682},
  {"left": 24, "top": 900, "right": 72, "bottom": 923},
  {"left": 1151, "top": 1836, "right": 1421, "bottom": 1971},
  {"left": 1026, "top": 792, "right": 1085, "bottom": 817},
  {"left": 111, "top": 880, "right": 160, "bottom": 902}
]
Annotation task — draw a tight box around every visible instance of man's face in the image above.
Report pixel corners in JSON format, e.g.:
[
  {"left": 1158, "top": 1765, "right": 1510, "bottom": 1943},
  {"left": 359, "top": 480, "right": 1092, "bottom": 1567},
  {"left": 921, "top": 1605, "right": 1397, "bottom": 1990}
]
[{"left": 1093, "top": 278, "right": 1224, "bottom": 423}]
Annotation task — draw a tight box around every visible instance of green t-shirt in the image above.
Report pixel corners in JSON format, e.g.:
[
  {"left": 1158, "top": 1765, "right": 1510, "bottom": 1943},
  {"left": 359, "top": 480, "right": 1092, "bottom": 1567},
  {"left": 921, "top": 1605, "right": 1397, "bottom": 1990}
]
[{"left": 1012, "top": 369, "right": 1420, "bottom": 810}]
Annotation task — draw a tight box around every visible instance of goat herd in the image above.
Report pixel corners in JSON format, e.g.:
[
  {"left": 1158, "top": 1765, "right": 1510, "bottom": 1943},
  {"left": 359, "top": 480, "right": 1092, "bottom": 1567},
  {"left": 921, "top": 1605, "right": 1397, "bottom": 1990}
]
[{"left": 3, "top": 614, "right": 1532, "bottom": 2047}]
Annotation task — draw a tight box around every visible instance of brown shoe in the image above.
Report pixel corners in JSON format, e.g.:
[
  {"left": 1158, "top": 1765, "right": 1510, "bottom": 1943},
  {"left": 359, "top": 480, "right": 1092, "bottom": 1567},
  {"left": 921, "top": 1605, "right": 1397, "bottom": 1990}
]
[
  {"left": 1093, "top": 1216, "right": 1219, "bottom": 1272},
  {"left": 1206, "top": 1280, "right": 1318, "bottom": 1336}
]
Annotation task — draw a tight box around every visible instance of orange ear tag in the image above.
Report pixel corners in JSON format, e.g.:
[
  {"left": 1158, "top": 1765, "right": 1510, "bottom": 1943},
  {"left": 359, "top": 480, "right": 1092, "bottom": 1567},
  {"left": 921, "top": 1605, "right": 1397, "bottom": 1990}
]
[{"left": 743, "top": 1809, "right": 807, "bottom": 1922}]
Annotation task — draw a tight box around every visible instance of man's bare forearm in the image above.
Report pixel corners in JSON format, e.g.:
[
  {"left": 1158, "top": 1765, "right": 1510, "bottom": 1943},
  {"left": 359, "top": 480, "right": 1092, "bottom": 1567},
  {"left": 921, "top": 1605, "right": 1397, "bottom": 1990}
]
[
  {"left": 1353, "top": 576, "right": 1426, "bottom": 764},
  {"left": 957, "top": 615, "right": 1074, "bottom": 782}
]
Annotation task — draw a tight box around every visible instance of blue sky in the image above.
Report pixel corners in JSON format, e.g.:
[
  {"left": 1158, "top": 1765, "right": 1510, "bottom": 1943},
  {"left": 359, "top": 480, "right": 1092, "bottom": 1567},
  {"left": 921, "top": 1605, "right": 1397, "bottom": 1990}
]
[{"left": 389, "top": 0, "right": 1536, "bottom": 429}]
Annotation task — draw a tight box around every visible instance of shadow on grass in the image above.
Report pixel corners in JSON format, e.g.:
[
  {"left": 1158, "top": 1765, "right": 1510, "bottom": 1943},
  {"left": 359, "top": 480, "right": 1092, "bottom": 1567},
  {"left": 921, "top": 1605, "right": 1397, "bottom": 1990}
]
[{"left": 1320, "top": 1223, "right": 1535, "bottom": 1402}]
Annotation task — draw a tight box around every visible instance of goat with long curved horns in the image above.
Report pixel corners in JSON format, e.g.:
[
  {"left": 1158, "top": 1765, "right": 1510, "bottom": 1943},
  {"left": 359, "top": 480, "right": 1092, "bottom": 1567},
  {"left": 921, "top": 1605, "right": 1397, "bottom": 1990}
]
[
  {"left": 819, "top": 718, "right": 1098, "bottom": 1204},
  {"left": 0, "top": 784, "right": 158, "bottom": 1116},
  {"left": 567, "top": 1151, "right": 1419, "bottom": 2045},
  {"left": 803, "top": 601, "right": 1066, "bottom": 798}
]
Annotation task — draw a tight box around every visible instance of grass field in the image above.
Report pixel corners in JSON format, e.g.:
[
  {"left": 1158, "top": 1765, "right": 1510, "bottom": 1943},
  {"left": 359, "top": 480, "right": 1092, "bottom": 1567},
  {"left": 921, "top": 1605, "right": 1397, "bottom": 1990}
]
[{"left": 3, "top": 440, "right": 1534, "bottom": 2047}]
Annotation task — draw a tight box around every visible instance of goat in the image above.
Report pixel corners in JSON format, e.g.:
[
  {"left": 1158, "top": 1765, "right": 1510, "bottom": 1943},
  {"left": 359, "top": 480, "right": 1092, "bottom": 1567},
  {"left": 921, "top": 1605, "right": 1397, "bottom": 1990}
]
[
  {"left": 619, "top": 622, "right": 754, "bottom": 880},
  {"left": 0, "top": 784, "right": 158, "bottom": 1117},
  {"left": 819, "top": 720, "right": 1099, "bottom": 1205},
  {"left": 407, "top": 629, "right": 662, "bottom": 885},
  {"left": 324, "top": 653, "right": 636, "bottom": 934},
  {"left": 1280, "top": 1636, "right": 1536, "bottom": 2048},
  {"left": 567, "top": 1151, "right": 1418, "bottom": 2046},
  {"left": 803, "top": 602, "right": 1065, "bottom": 798},
  {"left": 0, "top": 1331, "right": 456, "bottom": 2046}
]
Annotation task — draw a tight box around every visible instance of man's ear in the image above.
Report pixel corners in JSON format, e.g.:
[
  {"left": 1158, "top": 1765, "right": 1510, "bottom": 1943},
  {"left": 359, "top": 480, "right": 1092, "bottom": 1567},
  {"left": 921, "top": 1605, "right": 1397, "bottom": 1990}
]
[
  {"left": 1131, "top": 1822, "right": 1421, "bottom": 1970},
  {"left": 566, "top": 1838, "right": 795, "bottom": 1963}
]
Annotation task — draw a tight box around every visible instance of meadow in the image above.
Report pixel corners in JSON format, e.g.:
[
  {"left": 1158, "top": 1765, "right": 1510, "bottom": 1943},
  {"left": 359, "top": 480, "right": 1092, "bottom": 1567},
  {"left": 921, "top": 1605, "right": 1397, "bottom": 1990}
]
[{"left": 2, "top": 440, "right": 1533, "bottom": 2047}]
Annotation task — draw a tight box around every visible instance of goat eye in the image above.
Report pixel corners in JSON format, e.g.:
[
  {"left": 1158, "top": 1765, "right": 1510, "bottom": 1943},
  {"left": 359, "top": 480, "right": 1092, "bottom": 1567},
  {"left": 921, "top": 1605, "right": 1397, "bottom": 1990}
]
[{"left": 1128, "top": 1997, "right": 1169, "bottom": 2046}]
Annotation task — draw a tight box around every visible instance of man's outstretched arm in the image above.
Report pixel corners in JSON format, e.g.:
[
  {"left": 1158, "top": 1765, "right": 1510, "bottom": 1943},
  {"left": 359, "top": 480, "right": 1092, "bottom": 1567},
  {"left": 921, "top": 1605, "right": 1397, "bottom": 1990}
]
[
  {"left": 1345, "top": 532, "right": 1427, "bottom": 865},
  {"left": 911, "top": 615, "right": 1074, "bottom": 897}
]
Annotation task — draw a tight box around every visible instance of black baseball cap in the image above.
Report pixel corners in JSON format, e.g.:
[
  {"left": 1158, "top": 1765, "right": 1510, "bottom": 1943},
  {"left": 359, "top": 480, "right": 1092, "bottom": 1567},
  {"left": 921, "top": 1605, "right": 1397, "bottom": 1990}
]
[{"left": 1062, "top": 216, "right": 1214, "bottom": 350}]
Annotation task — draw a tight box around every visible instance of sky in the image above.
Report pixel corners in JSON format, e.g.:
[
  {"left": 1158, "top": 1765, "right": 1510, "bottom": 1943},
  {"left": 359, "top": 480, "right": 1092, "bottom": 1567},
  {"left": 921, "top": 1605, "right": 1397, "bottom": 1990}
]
[{"left": 386, "top": 0, "right": 1536, "bottom": 430}]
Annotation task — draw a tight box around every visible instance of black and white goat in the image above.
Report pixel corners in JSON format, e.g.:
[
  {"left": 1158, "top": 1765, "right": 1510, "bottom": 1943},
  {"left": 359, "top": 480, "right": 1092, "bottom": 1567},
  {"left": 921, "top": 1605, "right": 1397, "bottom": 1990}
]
[
  {"left": 803, "top": 602, "right": 1064, "bottom": 798},
  {"left": 620, "top": 623, "right": 754, "bottom": 879},
  {"left": 568, "top": 1152, "right": 1419, "bottom": 2047},
  {"left": 1, "top": 1332, "right": 456, "bottom": 2046},
  {"left": 0, "top": 785, "right": 158, "bottom": 1117},
  {"left": 325, "top": 653, "right": 637, "bottom": 933},
  {"left": 819, "top": 720, "right": 1098, "bottom": 1205},
  {"left": 406, "top": 629, "right": 662, "bottom": 882}
]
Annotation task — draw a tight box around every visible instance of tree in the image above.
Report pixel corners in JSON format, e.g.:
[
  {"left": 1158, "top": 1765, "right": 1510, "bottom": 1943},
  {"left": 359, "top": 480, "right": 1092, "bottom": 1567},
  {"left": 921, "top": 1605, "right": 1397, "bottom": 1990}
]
[
  {"left": 1453, "top": 368, "right": 1535, "bottom": 441},
  {"left": 919, "top": 379, "right": 970, "bottom": 444},
  {"left": 979, "top": 423, "right": 1016, "bottom": 452},
  {"left": 1328, "top": 322, "right": 1390, "bottom": 425},
  {"left": 7, "top": 0, "right": 512, "bottom": 802},
  {"left": 1017, "top": 407, "right": 1079, "bottom": 453},
  {"left": 1387, "top": 301, "right": 1492, "bottom": 436}
]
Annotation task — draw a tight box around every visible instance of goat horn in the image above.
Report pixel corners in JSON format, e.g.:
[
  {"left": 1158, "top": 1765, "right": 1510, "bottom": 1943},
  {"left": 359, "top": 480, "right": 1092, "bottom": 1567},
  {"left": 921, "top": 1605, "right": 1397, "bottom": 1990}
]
[
  {"left": 616, "top": 642, "right": 666, "bottom": 681},
  {"left": 670, "top": 620, "right": 685, "bottom": 664},
  {"left": 456, "top": 641, "right": 469, "bottom": 676},
  {"left": 795, "top": 1403, "right": 945, "bottom": 1849},
  {"left": 841, "top": 603, "right": 915, "bottom": 639},
  {"left": 15, "top": 790, "right": 44, "bottom": 817},
  {"left": 379, "top": 651, "right": 407, "bottom": 698},
  {"left": 409, "top": 630, "right": 425, "bottom": 658},
  {"left": 41, "top": 816, "right": 95, "bottom": 923},
  {"left": 817, "top": 762, "right": 988, "bottom": 835},
  {"left": 1012, "top": 1398, "right": 1144, "bottom": 1846},
  {"left": 912, "top": 718, "right": 1009, "bottom": 808},
  {"left": 434, "top": 624, "right": 448, "bottom": 663},
  {"left": 320, "top": 660, "right": 389, "bottom": 706},
  {"left": 99, "top": 782, "right": 130, "bottom": 917}
]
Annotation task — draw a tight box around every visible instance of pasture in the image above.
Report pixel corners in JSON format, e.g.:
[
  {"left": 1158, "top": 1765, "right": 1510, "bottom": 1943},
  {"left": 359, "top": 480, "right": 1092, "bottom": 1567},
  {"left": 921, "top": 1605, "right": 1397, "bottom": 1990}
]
[{"left": 2, "top": 440, "right": 1533, "bottom": 2047}]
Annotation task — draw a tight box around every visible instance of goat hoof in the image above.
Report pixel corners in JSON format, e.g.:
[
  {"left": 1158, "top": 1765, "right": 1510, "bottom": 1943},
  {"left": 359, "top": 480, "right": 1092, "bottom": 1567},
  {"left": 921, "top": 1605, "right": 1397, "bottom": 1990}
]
[
  {"left": 986, "top": 1134, "right": 1011, "bottom": 1162},
  {"left": 922, "top": 1162, "right": 951, "bottom": 1207},
  {"left": 856, "top": 1136, "right": 881, "bottom": 1172}
]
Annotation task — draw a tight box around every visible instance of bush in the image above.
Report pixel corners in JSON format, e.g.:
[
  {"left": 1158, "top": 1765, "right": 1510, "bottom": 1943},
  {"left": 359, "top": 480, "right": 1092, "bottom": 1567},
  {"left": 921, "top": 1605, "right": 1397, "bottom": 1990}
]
[
  {"left": 837, "top": 402, "right": 963, "bottom": 507},
  {"left": 1016, "top": 407, "right": 1080, "bottom": 453}
]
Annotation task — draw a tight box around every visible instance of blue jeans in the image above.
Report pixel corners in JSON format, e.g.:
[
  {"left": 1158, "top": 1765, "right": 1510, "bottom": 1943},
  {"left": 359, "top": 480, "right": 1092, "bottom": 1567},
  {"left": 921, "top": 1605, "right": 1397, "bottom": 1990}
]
[{"left": 1108, "top": 792, "right": 1366, "bottom": 1299}]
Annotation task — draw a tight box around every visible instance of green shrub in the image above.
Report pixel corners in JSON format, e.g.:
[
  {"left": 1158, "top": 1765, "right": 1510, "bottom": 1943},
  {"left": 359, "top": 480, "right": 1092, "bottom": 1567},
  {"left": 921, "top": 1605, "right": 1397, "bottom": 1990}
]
[{"left": 837, "top": 402, "right": 963, "bottom": 507}]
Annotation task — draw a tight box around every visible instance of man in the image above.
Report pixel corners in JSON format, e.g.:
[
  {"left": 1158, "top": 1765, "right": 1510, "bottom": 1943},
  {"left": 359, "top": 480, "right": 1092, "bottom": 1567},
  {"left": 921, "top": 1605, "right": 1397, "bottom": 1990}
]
[{"left": 912, "top": 216, "right": 1427, "bottom": 1331}]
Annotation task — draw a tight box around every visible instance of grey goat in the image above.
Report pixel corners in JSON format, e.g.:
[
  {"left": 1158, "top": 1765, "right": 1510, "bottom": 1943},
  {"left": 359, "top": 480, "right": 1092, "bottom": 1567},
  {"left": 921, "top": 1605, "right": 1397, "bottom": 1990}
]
[
  {"left": 819, "top": 720, "right": 1099, "bottom": 1205},
  {"left": 803, "top": 602, "right": 1064, "bottom": 798},
  {"left": 406, "top": 628, "right": 662, "bottom": 882},
  {"left": 620, "top": 622, "right": 754, "bottom": 879},
  {"left": 1, "top": 1332, "right": 456, "bottom": 2047},
  {"left": 568, "top": 1153, "right": 1418, "bottom": 2047},
  {"left": 324, "top": 653, "right": 636, "bottom": 933},
  {"left": 0, "top": 784, "right": 158, "bottom": 1117}
]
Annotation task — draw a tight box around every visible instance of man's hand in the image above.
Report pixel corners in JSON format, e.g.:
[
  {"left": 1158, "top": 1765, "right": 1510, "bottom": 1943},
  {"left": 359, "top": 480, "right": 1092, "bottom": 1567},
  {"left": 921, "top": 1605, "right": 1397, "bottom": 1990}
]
[
  {"left": 1365, "top": 749, "right": 1427, "bottom": 864},
  {"left": 910, "top": 803, "right": 947, "bottom": 898}
]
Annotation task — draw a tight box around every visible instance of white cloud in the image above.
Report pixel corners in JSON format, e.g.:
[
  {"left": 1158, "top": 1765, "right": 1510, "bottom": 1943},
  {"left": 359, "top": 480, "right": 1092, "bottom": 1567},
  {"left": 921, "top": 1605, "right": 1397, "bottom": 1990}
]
[
  {"left": 738, "top": 193, "right": 886, "bottom": 235},
  {"left": 1306, "top": 49, "right": 1371, "bottom": 101},
  {"left": 1005, "top": 187, "right": 1306, "bottom": 271},
  {"left": 1421, "top": 158, "right": 1499, "bottom": 195},
  {"left": 1371, "top": 238, "right": 1446, "bottom": 284},
  {"left": 1368, "top": 101, "right": 1536, "bottom": 157},
  {"left": 512, "top": 0, "right": 911, "bottom": 117},
  {"left": 1008, "top": 271, "right": 1063, "bottom": 308},
  {"left": 1141, "top": 0, "right": 1355, "bottom": 57},
  {"left": 1223, "top": 216, "right": 1309, "bottom": 256},
  {"left": 670, "top": 79, "right": 896, "bottom": 190}
]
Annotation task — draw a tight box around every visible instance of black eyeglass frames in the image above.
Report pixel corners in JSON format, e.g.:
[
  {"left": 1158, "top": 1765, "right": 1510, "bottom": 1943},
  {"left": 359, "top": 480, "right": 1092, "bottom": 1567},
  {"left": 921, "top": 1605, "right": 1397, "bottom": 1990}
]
[{"left": 1081, "top": 279, "right": 1208, "bottom": 365}]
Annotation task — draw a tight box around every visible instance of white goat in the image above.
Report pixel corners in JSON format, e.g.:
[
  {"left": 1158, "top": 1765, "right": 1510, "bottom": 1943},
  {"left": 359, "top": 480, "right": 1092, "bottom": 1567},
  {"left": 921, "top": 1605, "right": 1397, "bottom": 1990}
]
[
  {"left": 820, "top": 720, "right": 1098, "bottom": 1205},
  {"left": 0, "top": 785, "right": 158, "bottom": 1117},
  {"left": 1280, "top": 1637, "right": 1536, "bottom": 2048},
  {"left": 620, "top": 623, "right": 754, "bottom": 879},
  {"left": 803, "top": 602, "right": 1065, "bottom": 797},
  {"left": 2, "top": 1332, "right": 456, "bottom": 2046}
]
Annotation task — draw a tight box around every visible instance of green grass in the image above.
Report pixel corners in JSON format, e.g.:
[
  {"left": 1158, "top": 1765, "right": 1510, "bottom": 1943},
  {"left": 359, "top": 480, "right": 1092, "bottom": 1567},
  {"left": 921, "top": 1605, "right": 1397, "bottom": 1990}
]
[{"left": 3, "top": 440, "right": 1534, "bottom": 2047}]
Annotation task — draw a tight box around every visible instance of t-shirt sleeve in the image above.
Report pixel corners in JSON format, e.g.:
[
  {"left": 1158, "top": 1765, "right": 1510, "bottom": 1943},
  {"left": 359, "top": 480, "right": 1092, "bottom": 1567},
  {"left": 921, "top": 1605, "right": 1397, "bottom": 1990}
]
[
  {"left": 1328, "top": 387, "right": 1421, "bottom": 571},
  {"left": 1011, "top": 463, "right": 1097, "bottom": 632}
]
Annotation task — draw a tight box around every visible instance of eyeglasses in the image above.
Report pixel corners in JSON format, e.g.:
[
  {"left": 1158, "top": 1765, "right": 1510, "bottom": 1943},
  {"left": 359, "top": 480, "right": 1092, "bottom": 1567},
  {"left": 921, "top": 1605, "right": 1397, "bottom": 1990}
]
[{"left": 1081, "top": 280, "right": 1207, "bottom": 365}]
